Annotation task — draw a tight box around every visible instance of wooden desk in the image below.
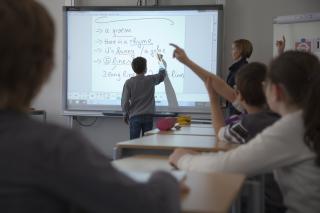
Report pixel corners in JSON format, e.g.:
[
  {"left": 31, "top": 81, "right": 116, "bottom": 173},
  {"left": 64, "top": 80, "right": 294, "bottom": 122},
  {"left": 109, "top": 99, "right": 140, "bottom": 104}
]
[
  {"left": 114, "top": 134, "right": 219, "bottom": 159},
  {"left": 145, "top": 126, "right": 215, "bottom": 136},
  {"left": 113, "top": 155, "right": 245, "bottom": 213},
  {"left": 189, "top": 123, "right": 213, "bottom": 128}
]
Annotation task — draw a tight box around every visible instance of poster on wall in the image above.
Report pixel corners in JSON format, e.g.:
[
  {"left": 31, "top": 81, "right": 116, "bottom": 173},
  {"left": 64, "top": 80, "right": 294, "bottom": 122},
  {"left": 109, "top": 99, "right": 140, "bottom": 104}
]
[
  {"left": 295, "top": 38, "right": 311, "bottom": 52},
  {"left": 273, "top": 13, "right": 320, "bottom": 59}
]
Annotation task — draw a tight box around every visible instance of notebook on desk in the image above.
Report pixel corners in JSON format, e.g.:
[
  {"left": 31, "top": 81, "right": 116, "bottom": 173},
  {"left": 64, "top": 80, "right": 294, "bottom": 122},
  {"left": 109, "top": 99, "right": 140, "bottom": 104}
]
[{"left": 120, "top": 170, "right": 187, "bottom": 183}]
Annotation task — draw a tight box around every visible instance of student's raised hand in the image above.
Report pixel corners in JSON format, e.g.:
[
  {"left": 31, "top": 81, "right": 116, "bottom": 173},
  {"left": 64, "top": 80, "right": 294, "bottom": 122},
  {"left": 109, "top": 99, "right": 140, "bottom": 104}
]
[
  {"left": 159, "top": 58, "right": 167, "bottom": 70},
  {"left": 276, "top": 35, "right": 286, "bottom": 55},
  {"left": 169, "top": 148, "right": 198, "bottom": 168},
  {"left": 205, "top": 77, "right": 219, "bottom": 102},
  {"left": 170, "top": 43, "right": 189, "bottom": 64},
  {"left": 162, "top": 58, "right": 167, "bottom": 69},
  {"left": 157, "top": 53, "right": 167, "bottom": 69}
]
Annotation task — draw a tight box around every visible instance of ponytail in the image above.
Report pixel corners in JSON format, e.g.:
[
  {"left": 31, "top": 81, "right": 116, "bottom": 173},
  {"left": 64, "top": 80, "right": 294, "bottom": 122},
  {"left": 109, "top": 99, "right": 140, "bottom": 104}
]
[{"left": 303, "top": 72, "right": 320, "bottom": 167}]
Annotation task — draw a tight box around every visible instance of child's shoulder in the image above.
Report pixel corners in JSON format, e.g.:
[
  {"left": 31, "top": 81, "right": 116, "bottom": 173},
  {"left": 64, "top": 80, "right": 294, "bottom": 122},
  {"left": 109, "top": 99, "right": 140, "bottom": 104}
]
[
  {"left": 225, "top": 114, "right": 242, "bottom": 125},
  {"left": 243, "top": 111, "right": 280, "bottom": 123},
  {"left": 241, "top": 111, "right": 280, "bottom": 134},
  {"left": 124, "top": 76, "right": 137, "bottom": 84}
]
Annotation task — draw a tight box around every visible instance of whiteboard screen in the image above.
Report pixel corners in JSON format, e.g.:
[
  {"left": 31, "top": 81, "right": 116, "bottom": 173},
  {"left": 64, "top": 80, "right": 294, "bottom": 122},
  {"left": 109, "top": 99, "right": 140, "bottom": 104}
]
[{"left": 64, "top": 6, "right": 223, "bottom": 114}]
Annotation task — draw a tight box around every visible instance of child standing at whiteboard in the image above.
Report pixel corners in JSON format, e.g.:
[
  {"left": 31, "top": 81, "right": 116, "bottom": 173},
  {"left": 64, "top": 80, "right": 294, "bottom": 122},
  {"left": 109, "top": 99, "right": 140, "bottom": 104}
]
[{"left": 121, "top": 56, "right": 166, "bottom": 139}]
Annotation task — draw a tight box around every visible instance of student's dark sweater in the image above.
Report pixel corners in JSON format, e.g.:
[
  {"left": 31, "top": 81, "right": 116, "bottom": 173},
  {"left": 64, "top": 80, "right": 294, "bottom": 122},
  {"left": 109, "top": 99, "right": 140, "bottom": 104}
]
[
  {"left": 220, "top": 111, "right": 280, "bottom": 144},
  {"left": 226, "top": 57, "right": 248, "bottom": 116},
  {"left": 0, "top": 110, "right": 180, "bottom": 213}
]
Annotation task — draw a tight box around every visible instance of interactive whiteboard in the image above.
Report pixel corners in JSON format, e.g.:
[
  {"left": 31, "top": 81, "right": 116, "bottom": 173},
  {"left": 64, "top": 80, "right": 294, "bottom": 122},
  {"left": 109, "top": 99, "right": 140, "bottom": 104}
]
[{"left": 63, "top": 6, "right": 223, "bottom": 114}]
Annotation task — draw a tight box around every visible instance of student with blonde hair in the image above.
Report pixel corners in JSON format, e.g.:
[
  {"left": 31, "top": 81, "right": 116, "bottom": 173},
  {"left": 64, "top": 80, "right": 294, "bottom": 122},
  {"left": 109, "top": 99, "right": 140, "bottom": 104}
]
[{"left": 225, "top": 39, "right": 253, "bottom": 115}]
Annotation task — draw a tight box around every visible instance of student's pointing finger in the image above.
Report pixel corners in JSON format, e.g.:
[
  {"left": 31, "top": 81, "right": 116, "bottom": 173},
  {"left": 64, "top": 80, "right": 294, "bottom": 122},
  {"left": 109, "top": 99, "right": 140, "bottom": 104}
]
[
  {"left": 170, "top": 43, "right": 180, "bottom": 49},
  {"left": 172, "top": 49, "right": 176, "bottom": 58}
]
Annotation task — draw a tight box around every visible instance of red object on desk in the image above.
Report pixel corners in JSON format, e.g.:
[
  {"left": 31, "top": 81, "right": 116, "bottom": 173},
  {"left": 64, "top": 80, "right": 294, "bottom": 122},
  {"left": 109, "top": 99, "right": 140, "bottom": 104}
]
[{"left": 156, "top": 117, "right": 176, "bottom": 131}]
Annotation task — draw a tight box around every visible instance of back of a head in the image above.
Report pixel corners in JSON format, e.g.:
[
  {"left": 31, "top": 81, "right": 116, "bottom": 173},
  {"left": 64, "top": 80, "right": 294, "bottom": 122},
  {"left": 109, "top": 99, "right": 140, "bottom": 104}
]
[
  {"left": 268, "top": 50, "right": 320, "bottom": 167},
  {"left": 268, "top": 50, "right": 319, "bottom": 107},
  {"left": 131, "top": 57, "right": 147, "bottom": 74},
  {"left": 236, "top": 62, "right": 267, "bottom": 107},
  {"left": 0, "top": 0, "right": 54, "bottom": 111},
  {"left": 234, "top": 39, "right": 253, "bottom": 59}
]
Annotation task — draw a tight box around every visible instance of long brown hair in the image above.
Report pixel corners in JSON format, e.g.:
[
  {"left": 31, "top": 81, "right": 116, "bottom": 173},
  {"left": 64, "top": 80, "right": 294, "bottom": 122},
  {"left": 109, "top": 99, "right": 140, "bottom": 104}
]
[
  {"left": 0, "top": 0, "right": 54, "bottom": 111},
  {"left": 268, "top": 51, "right": 320, "bottom": 166}
]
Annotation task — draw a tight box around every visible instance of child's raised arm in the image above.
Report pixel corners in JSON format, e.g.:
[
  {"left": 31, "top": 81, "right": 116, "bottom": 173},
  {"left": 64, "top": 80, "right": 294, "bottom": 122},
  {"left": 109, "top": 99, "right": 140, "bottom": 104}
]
[
  {"left": 276, "top": 35, "right": 286, "bottom": 55},
  {"left": 170, "top": 43, "right": 236, "bottom": 103},
  {"left": 205, "top": 77, "right": 225, "bottom": 141}
]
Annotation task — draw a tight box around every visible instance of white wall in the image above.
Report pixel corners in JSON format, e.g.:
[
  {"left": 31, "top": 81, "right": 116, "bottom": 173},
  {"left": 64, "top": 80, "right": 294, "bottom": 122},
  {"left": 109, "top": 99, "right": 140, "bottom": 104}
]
[
  {"left": 222, "top": 0, "right": 320, "bottom": 77},
  {"left": 34, "top": 0, "right": 320, "bottom": 157}
]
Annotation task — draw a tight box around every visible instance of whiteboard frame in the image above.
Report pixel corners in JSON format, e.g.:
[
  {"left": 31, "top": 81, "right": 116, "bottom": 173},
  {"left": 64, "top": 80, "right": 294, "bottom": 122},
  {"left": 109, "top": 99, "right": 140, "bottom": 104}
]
[{"left": 62, "top": 5, "right": 224, "bottom": 116}]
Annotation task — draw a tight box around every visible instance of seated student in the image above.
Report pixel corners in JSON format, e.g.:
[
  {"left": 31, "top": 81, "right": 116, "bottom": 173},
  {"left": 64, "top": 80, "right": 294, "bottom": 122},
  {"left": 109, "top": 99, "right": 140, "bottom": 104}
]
[
  {"left": 170, "top": 45, "right": 284, "bottom": 211},
  {"left": 121, "top": 57, "right": 166, "bottom": 139},
  {"left": 205, "top": 67, "right": 285, "bottom": 213},
  {"left": 0, "top": 1, "right": 180, "bottom": 213},
  {"left": 169, "top": 50, "right": 320, "bottom": 213},
  {"left": 207, "top": 62, "right": 280, "bottom": 144}
]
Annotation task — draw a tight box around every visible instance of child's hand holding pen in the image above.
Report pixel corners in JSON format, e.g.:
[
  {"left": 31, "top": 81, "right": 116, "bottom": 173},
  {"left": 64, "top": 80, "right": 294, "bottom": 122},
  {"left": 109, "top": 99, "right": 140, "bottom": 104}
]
[{"left": 157, "top": 53, "right": 167, "bottom": 69}]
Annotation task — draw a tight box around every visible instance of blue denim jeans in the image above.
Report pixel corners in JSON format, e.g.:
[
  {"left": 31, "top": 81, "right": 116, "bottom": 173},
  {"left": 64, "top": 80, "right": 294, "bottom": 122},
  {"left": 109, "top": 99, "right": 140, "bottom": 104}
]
[{"left": 129, "top": 115, "right": 153, "bottom": 140}]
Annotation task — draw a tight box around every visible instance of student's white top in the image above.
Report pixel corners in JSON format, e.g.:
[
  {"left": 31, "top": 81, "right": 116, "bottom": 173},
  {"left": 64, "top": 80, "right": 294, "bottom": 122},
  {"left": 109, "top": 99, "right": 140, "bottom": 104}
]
[{"left": 177, "top": 111, "right": 320, "bottom": 213}]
